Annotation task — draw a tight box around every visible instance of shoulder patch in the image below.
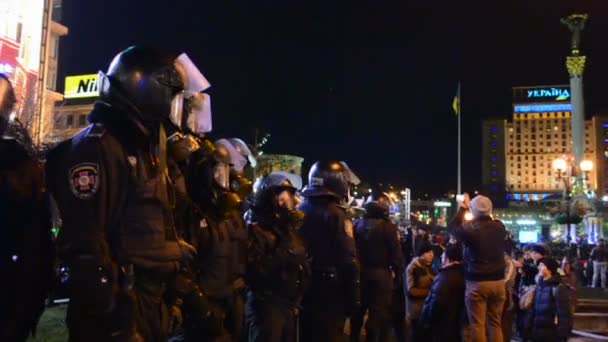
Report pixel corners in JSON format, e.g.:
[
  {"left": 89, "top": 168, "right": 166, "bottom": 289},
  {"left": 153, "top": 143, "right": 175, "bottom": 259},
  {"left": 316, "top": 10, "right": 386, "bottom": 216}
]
[{"left": 69, "top": 163, "right": 100, "bottom": 199}]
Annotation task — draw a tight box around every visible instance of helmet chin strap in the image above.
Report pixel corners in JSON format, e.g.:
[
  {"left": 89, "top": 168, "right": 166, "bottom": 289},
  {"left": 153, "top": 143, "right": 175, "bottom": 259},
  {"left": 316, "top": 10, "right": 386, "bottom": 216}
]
[{"left": 156, "top": 123, "right": 174, "bottom": 209}]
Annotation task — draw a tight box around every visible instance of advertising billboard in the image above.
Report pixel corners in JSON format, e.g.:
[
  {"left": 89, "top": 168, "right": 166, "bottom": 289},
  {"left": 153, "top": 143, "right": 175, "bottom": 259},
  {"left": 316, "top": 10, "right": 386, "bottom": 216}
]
[
  {"left": 0, "top": 0, "right": 45, "bottom": 123},
  {"left": 64, "top": 74, "right": 100, "bottom": 99}
]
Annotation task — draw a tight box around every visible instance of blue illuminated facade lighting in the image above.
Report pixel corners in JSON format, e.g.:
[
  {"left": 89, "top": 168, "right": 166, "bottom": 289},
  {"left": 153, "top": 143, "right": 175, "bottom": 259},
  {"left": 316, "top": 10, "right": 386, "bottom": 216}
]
[{"left": 514, "top": 104, "right": 573, "bottom": 113}]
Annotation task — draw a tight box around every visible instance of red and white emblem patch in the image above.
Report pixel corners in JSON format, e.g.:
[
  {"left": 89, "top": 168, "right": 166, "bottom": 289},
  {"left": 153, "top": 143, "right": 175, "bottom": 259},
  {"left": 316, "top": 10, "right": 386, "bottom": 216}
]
[{"left": 69, "top": 163, "right": 100, "bottom": 199}]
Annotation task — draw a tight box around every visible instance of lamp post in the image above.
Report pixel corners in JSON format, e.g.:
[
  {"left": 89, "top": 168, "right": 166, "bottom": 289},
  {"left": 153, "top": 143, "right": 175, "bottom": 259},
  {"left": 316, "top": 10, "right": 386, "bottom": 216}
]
[{"left": 552, "top": 157, "right": 593, "bottom": 241}]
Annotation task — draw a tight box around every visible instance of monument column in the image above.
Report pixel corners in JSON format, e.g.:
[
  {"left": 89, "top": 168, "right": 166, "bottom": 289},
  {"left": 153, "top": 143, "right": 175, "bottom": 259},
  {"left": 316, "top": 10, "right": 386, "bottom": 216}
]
[{"left": 562, "top": 14, "right": 588, "bottom": 164}]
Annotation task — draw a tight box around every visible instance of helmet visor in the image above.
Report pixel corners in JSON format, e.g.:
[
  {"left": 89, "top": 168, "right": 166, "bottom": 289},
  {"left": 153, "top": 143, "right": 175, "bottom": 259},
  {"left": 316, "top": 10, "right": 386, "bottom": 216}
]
[
  {"left": 169, "top": 91, "right": 184, "bottom": 129},
  {"left": 213, "top": 162, "right": 230, "bottom": 190},
  {"left": 185, "top": 92, "right": 212, "bottom": 134}
]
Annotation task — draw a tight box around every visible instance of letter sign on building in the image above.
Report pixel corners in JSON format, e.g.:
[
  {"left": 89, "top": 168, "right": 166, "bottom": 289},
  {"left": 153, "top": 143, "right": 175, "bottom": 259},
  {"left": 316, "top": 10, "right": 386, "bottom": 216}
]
[
  {"left": 64, "top": 74, "right": 100, "bottom": 99},
  {"left": 526, "top": 87, "right": 570, "bottom": 101},
  {"left": 512, "top": 85, "right": 571, "bottom": 104}
]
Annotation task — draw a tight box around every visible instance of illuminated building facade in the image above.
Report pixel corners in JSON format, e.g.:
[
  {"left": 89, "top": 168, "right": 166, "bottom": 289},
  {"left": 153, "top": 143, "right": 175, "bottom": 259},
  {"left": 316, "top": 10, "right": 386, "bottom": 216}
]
[
  {"left": 505, "top": 111, "right": 597, "bottom": 197},
  {"left": 483, "top": 85, "right": 603, "bottom": 202},
  {"left": 40, "top": 0, "right": 69, "bottom": 142},
  {"left": 0, "top": 0, "right": 68, "bottom": 143}
]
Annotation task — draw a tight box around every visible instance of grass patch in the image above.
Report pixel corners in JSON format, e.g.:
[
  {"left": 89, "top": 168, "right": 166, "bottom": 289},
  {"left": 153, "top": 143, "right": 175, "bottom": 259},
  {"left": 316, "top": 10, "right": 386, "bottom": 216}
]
[{"left": 27, "top": 305, "right": 68, "bottom": 342}]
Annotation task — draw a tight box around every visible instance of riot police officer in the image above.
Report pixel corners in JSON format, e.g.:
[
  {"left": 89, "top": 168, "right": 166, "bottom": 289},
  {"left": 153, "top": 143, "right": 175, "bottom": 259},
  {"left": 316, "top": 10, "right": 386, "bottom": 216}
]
[
  {"left": 245, "top": 172, "right": 310, "bottom": 342},
  {"left": 298, "top": 160, "right": 361, "bottom": 341},
  {"left": 215, "top": 138, "right": 255, "bottom": 342},
  {"left": 0, "top": 74, "right": 54, "bottom": 341},
  {"left": 185, "top": 141, "right": 246, "bottom": 341},
  {"left": 351, "top": 193, "right": 404, "bottom": 342},
  {"left": 46, "top": 47, "right": 209, "bottom": 341}
]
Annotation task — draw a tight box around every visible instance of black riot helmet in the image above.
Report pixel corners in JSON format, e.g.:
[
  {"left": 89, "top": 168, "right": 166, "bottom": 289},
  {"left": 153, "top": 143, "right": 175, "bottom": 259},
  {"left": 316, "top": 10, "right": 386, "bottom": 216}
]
[
  {"left": 98, "top": 46, "right": 185, "bottom": 126},
  {"left": 301, "top": 160, "right": 360, "bottom": 201},
  {"left": 186, "top": 141, "right": 237, "bottom": 214},
  {"left": 364, "top": 192, "right": 394, "bottom": 218},
  {"left": 250, "top": 172, "right": 304, "bottom": 228},
  {"left": 254, "top": 172, "right": 301, "bottom": 195},
  {"left": 0, "top": 74, "right": 16, "bottom": 135}
]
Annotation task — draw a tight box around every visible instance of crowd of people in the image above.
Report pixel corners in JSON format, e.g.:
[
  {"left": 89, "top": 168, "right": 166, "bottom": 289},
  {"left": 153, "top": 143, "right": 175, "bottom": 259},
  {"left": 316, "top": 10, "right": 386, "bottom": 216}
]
[{"left": 0, "top": 46, "right": 603, "bottom": 342}]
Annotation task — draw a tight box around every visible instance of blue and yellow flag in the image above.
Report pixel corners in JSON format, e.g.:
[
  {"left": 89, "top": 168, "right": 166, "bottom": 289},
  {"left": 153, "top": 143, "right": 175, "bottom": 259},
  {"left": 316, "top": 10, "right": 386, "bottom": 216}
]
[{"left": 452, "top": 83, "right": 461, "bottom": 116}]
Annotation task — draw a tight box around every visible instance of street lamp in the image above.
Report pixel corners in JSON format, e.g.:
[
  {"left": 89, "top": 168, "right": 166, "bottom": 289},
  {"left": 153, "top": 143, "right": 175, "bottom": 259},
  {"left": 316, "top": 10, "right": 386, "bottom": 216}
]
[
  {"left": 580, "top": 159, "right": 593, "bottom": 172},
  {"left": 552, "top": 157, "right": 593, "bottom": 242},
  {"left": 551, "top": 158, "right": 568, "bottom": 175},
  {"left": 552, "top": 157, "right": 593, "bottom": 186}
]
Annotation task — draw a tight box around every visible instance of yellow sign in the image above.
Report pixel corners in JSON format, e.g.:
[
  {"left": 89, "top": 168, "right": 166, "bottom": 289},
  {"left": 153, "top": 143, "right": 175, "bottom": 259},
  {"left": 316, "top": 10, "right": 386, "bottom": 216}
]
[{"left": 64, "top": 74, "right": 99, "bottom": 99}]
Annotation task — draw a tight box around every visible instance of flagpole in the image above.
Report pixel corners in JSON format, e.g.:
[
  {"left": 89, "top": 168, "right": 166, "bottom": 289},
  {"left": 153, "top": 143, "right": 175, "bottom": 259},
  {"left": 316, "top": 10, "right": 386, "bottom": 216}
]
[{"left": 457, "top": 83, "right": 462, "bottom": 195}]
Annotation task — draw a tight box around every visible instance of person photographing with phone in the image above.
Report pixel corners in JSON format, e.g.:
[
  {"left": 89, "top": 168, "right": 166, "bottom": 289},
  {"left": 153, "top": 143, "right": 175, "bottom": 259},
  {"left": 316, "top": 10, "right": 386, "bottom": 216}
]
[{"left": 448, "top": 193, "right": 508, "bottom": 342}]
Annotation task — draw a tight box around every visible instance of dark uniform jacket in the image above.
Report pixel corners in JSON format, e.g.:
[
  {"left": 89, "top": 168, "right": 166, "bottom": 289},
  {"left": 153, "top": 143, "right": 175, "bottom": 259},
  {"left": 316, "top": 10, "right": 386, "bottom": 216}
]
[
  {"left": 46, "top": 103, "right": 184, "bottom": 339},
  {"left": 420, "top": 262, "right": 466, "bottom": 342},
  {"left": 247, "top": 221, "right": 310, "bottom": 304},
  {"left": 354, "top": 201, "right": 404, "bottom": 272},
  {"left": 195, "top": 212, "right": 238, "bottom": 299},
  {"left": 47, "top": 103, "right": 183, "bottom": 274},
  {"left": 448, "top": 208, "right": 507, "bottom": 281},
  {"left": 298, "top": 197, "right": 360, "bottom": 307},
  {"left": 0, "top": 138, "right": 54, "bottom": 340}
]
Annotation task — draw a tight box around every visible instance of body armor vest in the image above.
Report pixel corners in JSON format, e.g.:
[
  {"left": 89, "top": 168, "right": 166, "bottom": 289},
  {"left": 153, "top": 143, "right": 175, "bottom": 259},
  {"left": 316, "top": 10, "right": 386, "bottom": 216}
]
[{"left": 120, "top": 150, "right": 182, "bottom": 273}]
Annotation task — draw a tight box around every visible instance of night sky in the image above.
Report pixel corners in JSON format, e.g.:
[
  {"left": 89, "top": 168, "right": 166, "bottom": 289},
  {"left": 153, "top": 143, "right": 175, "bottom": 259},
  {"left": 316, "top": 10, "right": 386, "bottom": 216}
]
[{"left": 58, "top": 0, "right": 607, "bottom": 196}]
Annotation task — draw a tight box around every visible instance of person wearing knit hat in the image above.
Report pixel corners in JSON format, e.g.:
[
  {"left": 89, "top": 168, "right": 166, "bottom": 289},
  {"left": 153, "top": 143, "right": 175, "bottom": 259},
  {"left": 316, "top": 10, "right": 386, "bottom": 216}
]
[
  {"left": 470, "top": 195, "right": 493, "bottom": 218},
  {"left": 405, "top": 240, "right": 436, "bottom": 341},
  {"left": 447, "top": 192, "right": 508, "bottom": 342},
  {"left": 416, "top": 241, "right": 434, "bottom": 258},
  {"left": 531, "top": 244, "right": 549, "bottom": 264},
  {"left": 538, "top": 258, "right": 560, "bottom": 277},
  {"left": 532, "top": 257, "right": 573, "bottom": 341}
]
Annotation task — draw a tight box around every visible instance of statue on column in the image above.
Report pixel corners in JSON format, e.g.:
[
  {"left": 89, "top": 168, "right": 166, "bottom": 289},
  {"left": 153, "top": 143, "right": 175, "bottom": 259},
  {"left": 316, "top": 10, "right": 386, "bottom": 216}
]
[{"left": 561, "top": 14, "right": 588, "bottom": 55}]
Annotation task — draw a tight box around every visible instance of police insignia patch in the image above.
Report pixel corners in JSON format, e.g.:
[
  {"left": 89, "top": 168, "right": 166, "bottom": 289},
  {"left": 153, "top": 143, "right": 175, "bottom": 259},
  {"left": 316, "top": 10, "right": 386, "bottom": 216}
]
[{"left": 69, "top": 163, "right": 100, "bottom": 199}]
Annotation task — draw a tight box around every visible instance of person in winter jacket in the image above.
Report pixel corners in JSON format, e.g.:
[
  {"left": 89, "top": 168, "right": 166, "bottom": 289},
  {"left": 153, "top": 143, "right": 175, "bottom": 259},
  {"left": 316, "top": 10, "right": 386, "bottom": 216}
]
[
  {"left": 590, "top": 239, "right": 608, "bottom": 288},
  {"left": 405, "top": 241, "right": 436, "bottom": 341},
  {"left": 532, "top": 258, "right": 573, "bottom": 342},
  {"left": 420, "top": 244, "right": 465, "bottom": 342},
  {"left": 448, "top": 194, "right": 507, "bottom": 342}
]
